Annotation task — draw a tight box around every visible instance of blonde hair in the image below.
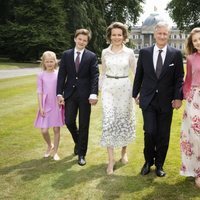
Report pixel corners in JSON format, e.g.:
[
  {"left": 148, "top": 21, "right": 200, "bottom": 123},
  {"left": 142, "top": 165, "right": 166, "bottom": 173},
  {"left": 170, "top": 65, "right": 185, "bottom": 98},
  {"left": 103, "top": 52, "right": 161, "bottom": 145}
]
[
  {"left": 106, "top": 22, "right": 128, "bottom": 44},
  {"left": 40, "top": 51, "right": 58, "bottom": 70},
  {"left": 185, "top": 27, "right": 200, "bottom": 55}
]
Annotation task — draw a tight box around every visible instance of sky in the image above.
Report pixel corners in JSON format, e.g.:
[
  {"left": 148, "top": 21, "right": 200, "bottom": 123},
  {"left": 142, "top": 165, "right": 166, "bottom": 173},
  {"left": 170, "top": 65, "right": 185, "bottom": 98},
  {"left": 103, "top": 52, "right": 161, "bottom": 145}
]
[{"left": 137, "top": 0, "right": 174, "bottom": 25}]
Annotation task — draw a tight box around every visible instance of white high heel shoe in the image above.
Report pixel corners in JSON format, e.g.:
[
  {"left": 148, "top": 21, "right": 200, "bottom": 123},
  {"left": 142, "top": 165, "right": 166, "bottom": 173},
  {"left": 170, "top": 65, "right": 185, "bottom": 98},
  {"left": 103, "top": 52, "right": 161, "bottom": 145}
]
[
  {"left": 44, "top": 144, "right": 54, "bottom": 158},
  {"left": 53, "top": 153, "right": 60, "bottom": 161}
]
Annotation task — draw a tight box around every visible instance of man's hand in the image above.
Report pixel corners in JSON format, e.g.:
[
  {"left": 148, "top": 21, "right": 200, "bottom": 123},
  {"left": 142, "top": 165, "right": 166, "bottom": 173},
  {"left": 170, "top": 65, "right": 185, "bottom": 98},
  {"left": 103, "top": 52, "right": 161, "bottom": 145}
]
[
  {"left": 89, "top": 98, "right": 98, "bottom": 105},
  {"left": 172, "top": 99, "right": 182, "bottom": 109},
  {"left": 57, "top": 95, "right": 65, "bottom": 106}
]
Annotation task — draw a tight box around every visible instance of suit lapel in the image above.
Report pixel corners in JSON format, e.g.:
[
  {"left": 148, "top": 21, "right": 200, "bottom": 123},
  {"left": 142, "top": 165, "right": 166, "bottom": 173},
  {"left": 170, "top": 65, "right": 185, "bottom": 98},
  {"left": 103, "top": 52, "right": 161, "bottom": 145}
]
[
  {"left": 149, "top": 46, "right": 157, "bottom": 78},
  {"left": 69, "top": 48, "right": 77, "bottom": 73}
]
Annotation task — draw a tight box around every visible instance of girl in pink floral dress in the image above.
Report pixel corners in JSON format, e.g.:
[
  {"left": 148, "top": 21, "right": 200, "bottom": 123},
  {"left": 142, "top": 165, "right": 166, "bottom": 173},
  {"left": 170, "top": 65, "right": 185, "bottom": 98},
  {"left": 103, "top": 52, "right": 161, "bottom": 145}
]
[
  {"left": 180, "top": 27, "right": 200, "bottom": 188},
  {"left": 34, "top": 51, "right": 64, "bottom": 161}
]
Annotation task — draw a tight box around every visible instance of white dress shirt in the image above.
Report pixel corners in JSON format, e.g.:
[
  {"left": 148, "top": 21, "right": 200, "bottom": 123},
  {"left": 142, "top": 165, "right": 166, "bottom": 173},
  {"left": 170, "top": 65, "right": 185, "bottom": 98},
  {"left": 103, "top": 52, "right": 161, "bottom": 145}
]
[{"left": 153, "top": 45, "right": 167, "bottom": 71}]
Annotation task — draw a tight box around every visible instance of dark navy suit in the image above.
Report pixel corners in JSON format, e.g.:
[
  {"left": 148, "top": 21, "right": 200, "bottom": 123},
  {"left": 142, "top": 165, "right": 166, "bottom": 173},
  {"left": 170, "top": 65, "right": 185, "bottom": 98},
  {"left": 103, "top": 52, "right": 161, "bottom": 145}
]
[
  {"left": 57, "top": 48, "right": 99, "bottom": 156},
  {"left": 132, "top": 45, "right": 184, "bottom": 167}
]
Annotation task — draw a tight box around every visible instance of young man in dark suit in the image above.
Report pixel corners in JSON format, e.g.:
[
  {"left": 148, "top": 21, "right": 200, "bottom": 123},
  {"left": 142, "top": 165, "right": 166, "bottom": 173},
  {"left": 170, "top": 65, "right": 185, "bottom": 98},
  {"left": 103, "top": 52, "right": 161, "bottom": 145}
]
[
  {"left": 57, "top": 29, "right": 99, "bottom": 166},
  {"left": 132, "top": 21, "right": 184, "bottom": 177}
]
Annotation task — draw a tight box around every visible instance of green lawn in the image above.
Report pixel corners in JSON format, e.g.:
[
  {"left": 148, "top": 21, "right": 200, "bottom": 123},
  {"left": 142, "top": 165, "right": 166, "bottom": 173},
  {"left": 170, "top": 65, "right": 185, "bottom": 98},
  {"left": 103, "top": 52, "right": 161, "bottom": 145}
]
[
  {"left": 0, "top": 60, "right": 38, "bottom": 69},
  {"left": 0, "top": 74, "right": 199, "bottom": 200}
]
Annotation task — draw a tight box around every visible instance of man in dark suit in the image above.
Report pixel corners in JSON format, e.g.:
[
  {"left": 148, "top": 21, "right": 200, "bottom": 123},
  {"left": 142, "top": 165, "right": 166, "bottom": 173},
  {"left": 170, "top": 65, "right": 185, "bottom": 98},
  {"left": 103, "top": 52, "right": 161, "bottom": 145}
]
[
  {"left": 132, "top": 21, "right": 184, "bottom": 177},
  {"left": 57, "top": 29, "right": 99, "bottom": 166}
]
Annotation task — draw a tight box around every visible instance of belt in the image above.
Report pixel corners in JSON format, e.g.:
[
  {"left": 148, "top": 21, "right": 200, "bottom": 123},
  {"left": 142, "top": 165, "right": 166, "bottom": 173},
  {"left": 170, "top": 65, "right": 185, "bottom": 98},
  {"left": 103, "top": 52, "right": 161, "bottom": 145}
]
[{"left": 106, "top": 75, "right": 128, "bottom": 79}]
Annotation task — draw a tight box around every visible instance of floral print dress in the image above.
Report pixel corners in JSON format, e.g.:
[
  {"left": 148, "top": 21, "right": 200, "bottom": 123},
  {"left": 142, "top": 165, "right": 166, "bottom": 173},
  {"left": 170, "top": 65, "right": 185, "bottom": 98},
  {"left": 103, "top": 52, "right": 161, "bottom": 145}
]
[
  {"left": 180, "top": 52, "right": 200, "bottom": 178},
  {"left": 100, "top": 45, "right": 136, "bottom": 147}
]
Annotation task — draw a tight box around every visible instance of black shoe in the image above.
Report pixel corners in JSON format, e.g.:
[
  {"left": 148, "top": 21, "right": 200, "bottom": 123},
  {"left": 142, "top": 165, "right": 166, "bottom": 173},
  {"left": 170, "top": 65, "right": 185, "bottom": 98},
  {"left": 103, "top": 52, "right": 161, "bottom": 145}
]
[
  {"left": 78, "top": 156, "right": 86, "bottom": 166},
  {"left": 141, "top": 163, "right": 151, "bottom": 175},
  {"left": 155, "top": 167, "right": 166, "bottom": 177},
  {"left": 74, "top": 143, "right": 78, "bottom": 156}
]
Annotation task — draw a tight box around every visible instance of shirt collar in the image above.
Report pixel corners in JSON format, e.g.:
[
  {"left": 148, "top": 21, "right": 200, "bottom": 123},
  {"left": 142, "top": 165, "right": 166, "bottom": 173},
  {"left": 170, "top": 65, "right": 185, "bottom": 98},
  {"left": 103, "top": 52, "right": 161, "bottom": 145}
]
[
  {"left": 74, "top": 48, "right": 84, "bottom": 55},
  {"left": 154, "top": 45, "right": 167, "bottom": 53}
]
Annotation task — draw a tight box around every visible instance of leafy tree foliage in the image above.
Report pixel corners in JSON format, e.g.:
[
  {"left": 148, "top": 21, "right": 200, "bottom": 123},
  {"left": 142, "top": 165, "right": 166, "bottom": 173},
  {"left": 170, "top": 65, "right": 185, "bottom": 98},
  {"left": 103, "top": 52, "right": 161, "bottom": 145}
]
[
  {"left": 0, "top": 0, "right": 69, "bottom": 61},
  {"left": 64, "top": 0, "right": 144, "bottom": 57},
  {"left": 104, "top": 0, "right": 144, "bottom": 25},
  {"left": 0, "top": 0, "right": 144, "bottom": 61},
  {"left": 64, "top": 0, "right": 107, "bottom": 56},
  {"left": 167, "top": 0, "right": 200, "bottom": 30}
]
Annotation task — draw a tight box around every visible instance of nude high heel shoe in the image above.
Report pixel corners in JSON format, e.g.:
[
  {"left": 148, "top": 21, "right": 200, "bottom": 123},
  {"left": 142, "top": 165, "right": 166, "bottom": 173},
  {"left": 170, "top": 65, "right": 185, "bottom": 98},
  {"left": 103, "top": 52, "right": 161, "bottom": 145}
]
[
  {"left": 120, "top": 153, "right": 128, "bottom": 164},
  {"left": 106, "top": 160, "right": 116, "bottom": 175}
]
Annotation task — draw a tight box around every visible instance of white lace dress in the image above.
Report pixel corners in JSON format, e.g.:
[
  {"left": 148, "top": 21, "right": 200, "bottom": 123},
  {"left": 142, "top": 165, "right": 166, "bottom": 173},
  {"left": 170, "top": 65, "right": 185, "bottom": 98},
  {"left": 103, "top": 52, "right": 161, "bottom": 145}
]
[{"left": 100, "top": 45, "right": 136, "bottom": 147}]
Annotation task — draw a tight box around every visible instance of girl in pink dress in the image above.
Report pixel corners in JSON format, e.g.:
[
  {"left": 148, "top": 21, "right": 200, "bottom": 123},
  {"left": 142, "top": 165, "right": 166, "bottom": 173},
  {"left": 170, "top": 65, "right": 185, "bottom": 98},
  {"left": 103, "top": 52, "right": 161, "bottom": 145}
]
[
  {"left": 180, "top": 27, "right": 200, "bottom": 188},
  {"left": 34, "top": 51, "right": 64, "bottom": 161}
]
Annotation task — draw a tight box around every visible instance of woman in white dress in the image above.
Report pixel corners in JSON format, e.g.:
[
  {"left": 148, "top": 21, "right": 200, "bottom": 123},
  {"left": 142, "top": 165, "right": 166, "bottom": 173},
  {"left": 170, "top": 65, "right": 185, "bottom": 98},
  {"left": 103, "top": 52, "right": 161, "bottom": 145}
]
[{"left": 100, "top": 22, "right": 136, "bottom": 175}]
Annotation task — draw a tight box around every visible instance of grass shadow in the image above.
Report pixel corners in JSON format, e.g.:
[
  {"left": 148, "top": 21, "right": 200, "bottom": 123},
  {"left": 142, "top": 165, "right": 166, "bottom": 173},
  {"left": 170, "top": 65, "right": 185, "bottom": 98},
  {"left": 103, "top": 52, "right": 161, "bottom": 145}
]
[{"left": 0, "top": 154, "right": 75, "bottom": 181}]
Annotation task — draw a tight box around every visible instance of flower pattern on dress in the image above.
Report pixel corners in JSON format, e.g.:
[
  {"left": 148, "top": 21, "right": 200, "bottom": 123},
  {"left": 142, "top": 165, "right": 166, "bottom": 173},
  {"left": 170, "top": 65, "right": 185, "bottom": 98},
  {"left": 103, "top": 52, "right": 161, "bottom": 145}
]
[
  {"left": 182, "top": 110, "right": 187, "bottom": 120},
  {"left": 181, "top": 164, "right": 186, "bottom": 172},
  {"left": 197, "top": 156, "right": 200, "bottom": 162},
  {"left": 194, "top": 168, "right": 200, "bottom": 178},
  {"left": 101, "top": 110, "right": 135, "bottom": 147},
  {"left": 180, "top": 86, "right": 200, "bottom": 178},
  {"left": 100, "top": 46, "right": 136, "bottom": 148},
  {"left": 187, "top": 88, "right": 195, "bottom": 103},
  {"left": 191, "top": 115, "right": 200, "bottom": 135},
  {"left": 193, "top": 102, "right": 199, "bottom": 110},
  {"left": 181, "top": 140, "right": 193, "bottom": 157}
]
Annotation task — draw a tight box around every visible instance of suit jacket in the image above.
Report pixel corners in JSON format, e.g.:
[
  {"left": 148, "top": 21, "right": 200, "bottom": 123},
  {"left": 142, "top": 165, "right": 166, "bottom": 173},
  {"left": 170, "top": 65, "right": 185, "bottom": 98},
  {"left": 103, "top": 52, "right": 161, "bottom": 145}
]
[
  {"left": 57, "top": 48, "right": 99, "bottom": 99},
  {"left": 132, "top": 45, "right": 184, "bottom": 112}
]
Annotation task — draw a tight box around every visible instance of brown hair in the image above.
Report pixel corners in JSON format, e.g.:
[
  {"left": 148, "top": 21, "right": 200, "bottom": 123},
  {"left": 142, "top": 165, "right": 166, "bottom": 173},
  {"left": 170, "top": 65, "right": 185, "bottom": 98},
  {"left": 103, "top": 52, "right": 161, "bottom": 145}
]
[
  {"left": 74, "top": 28, "right": 92, "bottom": 41},
  {"left": 106, "top": 22, "right": 128, "bottom": 44},
  {"left": 185, "top": 27, "right": 200, "bottom": 55},
  {"left": 40, "top": 51, "right": 58, "bottom": 70}
]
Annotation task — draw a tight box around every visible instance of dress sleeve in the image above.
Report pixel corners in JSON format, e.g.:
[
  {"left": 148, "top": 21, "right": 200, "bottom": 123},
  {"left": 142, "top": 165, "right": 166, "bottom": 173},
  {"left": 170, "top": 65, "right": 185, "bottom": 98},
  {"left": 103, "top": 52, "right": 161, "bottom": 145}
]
[
  {"left": 183, "top": 57, "right": 192, "bottom": 99},
  {"left": 99, "top": 49, "right": 106, "bottom": 91},
  {"left": 37, "top": 72, "right": 43, "bottom": 94}
]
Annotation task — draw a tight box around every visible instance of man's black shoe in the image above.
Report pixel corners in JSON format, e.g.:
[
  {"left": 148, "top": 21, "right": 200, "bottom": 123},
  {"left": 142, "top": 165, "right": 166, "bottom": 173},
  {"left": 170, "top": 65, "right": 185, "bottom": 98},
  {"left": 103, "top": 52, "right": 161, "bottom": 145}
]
[
  {"left": 78, "top": 156, "right": 86, "bottom": 166},
  {"left": 74, "top": 143, "right": 78, "bottom": 156},
  {"left": 155, "top": 167, "right": 166, "bottom": 177},
  {"left": 140, "top": 163, "right": 151, "bottom": 175}
]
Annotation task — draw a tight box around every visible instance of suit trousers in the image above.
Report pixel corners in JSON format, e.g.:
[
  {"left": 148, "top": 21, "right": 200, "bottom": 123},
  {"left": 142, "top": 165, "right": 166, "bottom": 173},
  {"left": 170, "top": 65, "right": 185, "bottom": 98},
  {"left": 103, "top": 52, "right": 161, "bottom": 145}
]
[
  {"left": 142, "top": 93, "right": 173, "bottom": 167},
  {"left": 65, "top": 89, "right": 91, "bottom": 156}
]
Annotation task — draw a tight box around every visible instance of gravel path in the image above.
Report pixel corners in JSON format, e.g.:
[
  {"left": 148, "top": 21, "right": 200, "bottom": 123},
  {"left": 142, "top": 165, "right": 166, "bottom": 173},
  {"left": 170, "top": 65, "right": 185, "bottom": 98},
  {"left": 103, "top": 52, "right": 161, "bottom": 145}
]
[{"left": 0, "top": 68, "right": 41, "bottom": 79}]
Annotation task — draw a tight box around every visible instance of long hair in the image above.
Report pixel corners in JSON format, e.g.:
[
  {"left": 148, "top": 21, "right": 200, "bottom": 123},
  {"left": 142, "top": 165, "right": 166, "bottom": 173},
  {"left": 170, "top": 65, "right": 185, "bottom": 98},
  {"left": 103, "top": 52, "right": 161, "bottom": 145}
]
[{"left": 185, "top": 27, "right": 200, "bottom": 55}]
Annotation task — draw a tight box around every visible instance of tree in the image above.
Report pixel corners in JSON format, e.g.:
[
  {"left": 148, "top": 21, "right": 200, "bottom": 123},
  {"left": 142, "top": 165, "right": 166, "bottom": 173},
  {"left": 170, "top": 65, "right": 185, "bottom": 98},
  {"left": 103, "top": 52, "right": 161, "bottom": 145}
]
[
  {"left": 64, "top": 0, "right": 144, "bottom": 57},
  {"left": 0, "top": 0, "right": 69, "bottom": 61},
  {"left": 167, "top": 0, "right": 200, "bottom": 30},
  {"left": 0, "top": 0, "right": 144, "bottom": 61},
  {"left": 63, "top": 0, "right": 107, "bottom": 56},
  {"left": 104, "top": 0, "right": 144, "bottom": 25}
]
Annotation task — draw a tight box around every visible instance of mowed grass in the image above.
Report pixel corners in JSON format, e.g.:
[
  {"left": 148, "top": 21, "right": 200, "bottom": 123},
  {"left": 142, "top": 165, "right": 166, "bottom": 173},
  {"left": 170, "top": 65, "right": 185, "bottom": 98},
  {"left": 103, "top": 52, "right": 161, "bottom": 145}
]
[
  {"left": 0, "top": 60, "right": 38, "bottom": 69},
  {"left": 0, "top": 75, "right": 200, "bottom": 200}
]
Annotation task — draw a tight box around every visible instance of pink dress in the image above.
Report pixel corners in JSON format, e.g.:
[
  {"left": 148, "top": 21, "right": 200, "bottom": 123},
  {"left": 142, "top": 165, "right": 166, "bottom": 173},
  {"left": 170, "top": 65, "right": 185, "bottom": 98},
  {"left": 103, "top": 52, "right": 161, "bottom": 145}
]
[
  {"left": 34, "top": 70, "right": 64, "bottom": 128},
  {"left": 180, "top": 52, "right": 200, "bottom": 178}
]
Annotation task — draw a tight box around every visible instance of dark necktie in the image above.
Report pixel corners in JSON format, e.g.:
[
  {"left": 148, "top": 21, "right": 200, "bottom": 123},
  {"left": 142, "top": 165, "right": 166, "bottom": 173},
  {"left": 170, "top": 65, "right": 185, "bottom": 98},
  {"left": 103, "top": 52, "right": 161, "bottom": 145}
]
[
  {"left": 75, "top": 52, "right": 81, "bottom": 72},
  {"left": 156, "top": 50, "right": 163, "bottom": 78}
]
